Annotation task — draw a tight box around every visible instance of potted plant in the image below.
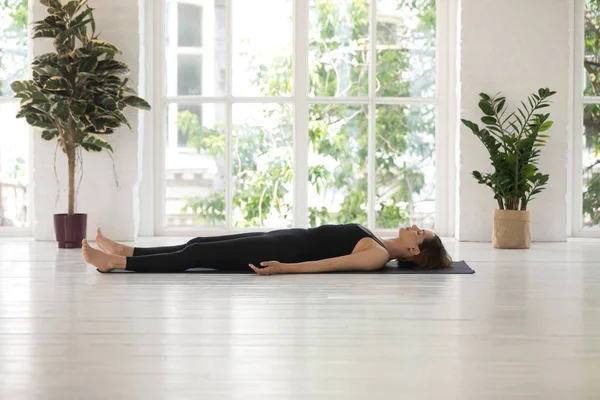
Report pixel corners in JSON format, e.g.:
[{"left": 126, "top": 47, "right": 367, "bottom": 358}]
[
  {"left": 461, "top": 88, "right": 556, "bottom": 249},
  {"left": 10, "top": 0, "right": 151, "bottom": 248}
]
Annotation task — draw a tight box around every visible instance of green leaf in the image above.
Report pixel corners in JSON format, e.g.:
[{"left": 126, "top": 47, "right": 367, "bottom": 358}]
[
  {"left": 47, "top": 7, "right": 64, "bottom": 15},
  {"left": 539, "top": 121, "right": 554, "bottom": 132},
  {"left": 478, "top": 100, "right": 495, "bottom": 116},
  {"left": 43, "top": 15, "right": 65, "bottom": 28},
  {"left": 75, "top": 0, "right": 89, "bottom": 14},
  {"left": 497, "top": 99, "right": 506, "bottom": 113},
  {"left": 20, "top": 98, "right": 43, "bottom": 108},
  {"left": 33, "top": 28, "right": 60, "bottom": 38},
  {"left": 63, "top": 1, "right": 79, "bottom": 16},
  {"left": 78, "top": 56, "right": 98, "bottom": 73},
  {"left": 461, "top": 119, "right": 479, "bottom": 132},
  {"left": 96, "top": 60, "right": 129, "bottom": 74},
  {"left": 43, "top": 65, "right": 63, "bottom": 77},
  {"left": 11, "top": 80, "right": 38, "bottom": 94},
  {"left": 70, "top": 99, "right": 88, "bottom": 117},
  {"left": 47, "top": 0, "right": 63, "bottom": 9},
  {"left": 69, "top": 17, "right": 92, "bottom": 31},
  {"left": 479, "top": 93, "right": 491, "bottom": 101},
  {"left": 49, "top": 100, "right": 70, "bottom": 120},
  {"left": 481, "top": 116, "right": 496, "bottom": 125},
  {"left": 16, "top": 107, "right": 29, "bottom": 119},
  {"left": 88, "top": 39, "right": 122, "bottom": 55},
  {"left": 109, "top": 109, "right": 131, "bottom": 129},
  {"left": 122, "top": 96, "right": 151, "bottom": 110},
  {"left": 76, "top": 72, "right": 96, "bottom": 79},
  {"left": 82, "top": 134, "right": 113, "bottom": 152},
  {"left": 41, "top": 129, "right": 59, "bottom": 140},
  {"left": 25, "top": 113, "right": 55, "bottom": 129},
  {"left": 44, "top": 77, "right": 71, "bottom": 91},
  {"left": 32, "top": 53, "right": 58, "bottom": 65},
  {"left": 94, "top": 94, "right": 118, "bottom": 111},
  {"left": 69, "top": 6, "right": 93, "bottom": 29},
  {"left": 54, "top": 30, "right": 72, "bottom": 52}
]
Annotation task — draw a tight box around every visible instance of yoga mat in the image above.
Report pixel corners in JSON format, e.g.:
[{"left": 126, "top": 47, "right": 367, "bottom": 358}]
[{"left": 100, "top": 260, "right": 474, "bottom": 274}]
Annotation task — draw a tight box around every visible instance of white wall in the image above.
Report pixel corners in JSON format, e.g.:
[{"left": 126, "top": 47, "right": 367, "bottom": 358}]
[
  {"left": 32, "top": 0, "right": 141, "bottom": 241},
  {"left": 457, "top": 0, "right": 570, "bottom": 242},
  {"left": 30, "top": 0, "right": 572, "bottom": 242}
]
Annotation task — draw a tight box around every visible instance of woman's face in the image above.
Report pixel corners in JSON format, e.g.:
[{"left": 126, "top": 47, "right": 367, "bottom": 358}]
[{"left": 398, "top": 224, "right": 435, "bottom": 250}]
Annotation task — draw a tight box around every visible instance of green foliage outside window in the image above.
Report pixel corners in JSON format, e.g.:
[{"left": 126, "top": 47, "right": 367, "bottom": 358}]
[
  {"left": 584, "top": 1, "right": 600, "bottom": 226},
  {"left": 179, "top": 0, "right": 437, "bottom": 229}
]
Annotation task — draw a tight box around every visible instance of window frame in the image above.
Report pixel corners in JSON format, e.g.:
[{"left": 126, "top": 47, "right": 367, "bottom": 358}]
[
  {"left": 148, "top": 0, "right": 454, "bottom": 237},
  {"left": 572, "top": 0, "right": 600, "bottom": 237},
  {"left": 0, "top": 0, "right": 33, "bottom": 236}
]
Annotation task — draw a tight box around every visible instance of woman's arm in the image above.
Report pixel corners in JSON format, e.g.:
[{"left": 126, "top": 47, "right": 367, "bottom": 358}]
[{"left": 253, "top": 247, "right": 388, "bottom": 274}]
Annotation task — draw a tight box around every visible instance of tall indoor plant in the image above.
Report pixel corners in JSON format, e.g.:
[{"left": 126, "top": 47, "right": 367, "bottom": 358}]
[
  {"left": 461, "top": 88, "right": 556, "bottom": 249},
  {"left": 11, "top": 0, "right": 151, "bottom": 248}
]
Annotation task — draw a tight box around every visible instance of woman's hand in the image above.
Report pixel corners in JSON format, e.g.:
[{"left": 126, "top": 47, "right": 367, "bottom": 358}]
[{"left": 249, "top": 261, "right": 285, "bottom": 275}]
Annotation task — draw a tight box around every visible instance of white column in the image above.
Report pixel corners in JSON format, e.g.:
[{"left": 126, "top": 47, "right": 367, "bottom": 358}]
[
  {"left": 32, "top": 0, "right": 141, "bottom": 241},
  {"left": 456, "top": 0, "right": 570, "bottom": 242}
]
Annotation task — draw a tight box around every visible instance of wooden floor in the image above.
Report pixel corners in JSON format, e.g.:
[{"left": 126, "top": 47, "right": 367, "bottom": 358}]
[{"left": 1, "top": 237, "right": 599, "bottom": 399}]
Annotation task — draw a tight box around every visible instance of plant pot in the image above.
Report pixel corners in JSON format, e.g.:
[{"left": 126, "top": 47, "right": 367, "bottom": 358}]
[
  {"left": 492, "top": 209, "right": 531, "bottom": 249},
  {"left": 54, "top": 213, "right": 87, "bottom": 249}
]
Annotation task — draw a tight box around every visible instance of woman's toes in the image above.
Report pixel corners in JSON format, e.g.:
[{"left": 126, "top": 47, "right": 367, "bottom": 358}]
[{"left": 82, "top": 240, "right": 90, "bottom": 263}]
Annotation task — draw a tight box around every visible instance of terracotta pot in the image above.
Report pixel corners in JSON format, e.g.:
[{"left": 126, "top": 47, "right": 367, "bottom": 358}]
[
  {"left": 54, "top": 214, "right": 87, "bottom": 249},
  {"left": 492, "top": 209, "right": 531, "bottom": 249}
]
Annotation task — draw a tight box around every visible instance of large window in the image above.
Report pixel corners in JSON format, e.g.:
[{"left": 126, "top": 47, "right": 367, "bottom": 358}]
[
  {"left": 156, "top": 0, "right": 442, "bottom": 233},
  {"left": 0, "top": 0, "right": 29, "bottom": 230},
  {"left": 575, "top": 0, "right": 600, "bottom": 235}
]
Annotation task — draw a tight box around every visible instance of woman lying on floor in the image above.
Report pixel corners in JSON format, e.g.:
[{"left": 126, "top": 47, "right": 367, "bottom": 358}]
[{"left": 82, "top": 224, "right": 452, "bottom": 274}]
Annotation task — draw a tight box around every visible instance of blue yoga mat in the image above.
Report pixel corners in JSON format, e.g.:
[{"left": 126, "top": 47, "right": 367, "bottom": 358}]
[{"left": 100, "top": 260, "right": 474, "bottom": 274}]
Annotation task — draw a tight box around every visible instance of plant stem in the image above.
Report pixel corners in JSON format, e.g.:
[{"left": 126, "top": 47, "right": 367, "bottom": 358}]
[
  {"left": 54, "top": 117, "right": 75, "bottom": 215},
  {"left": 67, "top": 142, "right": 76, "bottom": 216}
]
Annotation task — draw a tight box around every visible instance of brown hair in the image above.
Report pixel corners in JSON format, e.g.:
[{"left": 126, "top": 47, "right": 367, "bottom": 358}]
[{"left": 397, "top": 234, "right": 452, "bottom": 270}]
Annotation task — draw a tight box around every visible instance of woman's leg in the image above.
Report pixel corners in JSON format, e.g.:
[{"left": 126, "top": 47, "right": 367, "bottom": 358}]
[
  {"left": 132, "top": 232, "right": 268, "bottom": 256},
  {"left": 125, "top": 234, "right": 278, "bottom": 273}
]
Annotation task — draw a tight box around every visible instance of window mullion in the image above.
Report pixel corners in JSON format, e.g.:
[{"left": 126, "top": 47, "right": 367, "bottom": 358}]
[
  {"left": 155, "top": 0, "right": 167, "bottom": 234},
  {"left": 572, "top": 0, "right": 584, "bottom": 235},
  {"left": 294, "top": 0, "right": 309, "bottom": 228},
  {"left": 226, "top": 0, "right": 233, "bottom": 230},
  {"left": 436, "top": 0, "right": 450, "bottom": 236},
  {"left": 368, "top": 0, "right": 376, "bottom": 230}
]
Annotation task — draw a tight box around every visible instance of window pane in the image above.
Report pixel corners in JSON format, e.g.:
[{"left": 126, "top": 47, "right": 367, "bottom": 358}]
[
  {"left": 232, "top": 104, "right": 293, "bottom": 228},
  {"left": 232, "top": 0, "right": 293, "bottom": 96},
  {"left": 178, "top": 3, "right": 203, "bottom": 47},
  {"left": 583, "top": 104, "right": 600, "bottom": 228},
  {"left": 166, "top": 0, "right": 226, "bottom": 96},
  {"left": 308, "top": 104, "right": 368, "bottom": 227},
  {"left": 177, "top": 55, "right": 202, "bottom": 96},
  {"left": 309, "top": 0, "right": 369, "bottom": 97},
  {"left": 165, "top": 103, "right": 226, "bottom": 228},
  {"left": 375, "top": 105, "right": 435, "bottom": 229},
  {"left": 0, "top": 0, "right": 28, "bottom": 96},
  {"left": 585, "top": 1, "right": 600, "bottom": 96},
  {"left": 376, "top": 0, "right": 436, "bottom": 98},
  {"left": 0, "top": 103, "right": 29, "bottom": 227}
]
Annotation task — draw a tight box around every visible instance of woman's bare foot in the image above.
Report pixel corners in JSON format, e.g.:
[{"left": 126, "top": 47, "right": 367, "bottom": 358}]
[
  {"left": 82, "top": 239, "right": 126, "bottom": 272},
  {"left": 96, "top": 228, "right": 133, "bottom": 256}
]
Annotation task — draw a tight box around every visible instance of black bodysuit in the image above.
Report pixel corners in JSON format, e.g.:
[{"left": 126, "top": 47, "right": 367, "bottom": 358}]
[{"left": 126, "top": 223, "right": 386, "bottom": 272}]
